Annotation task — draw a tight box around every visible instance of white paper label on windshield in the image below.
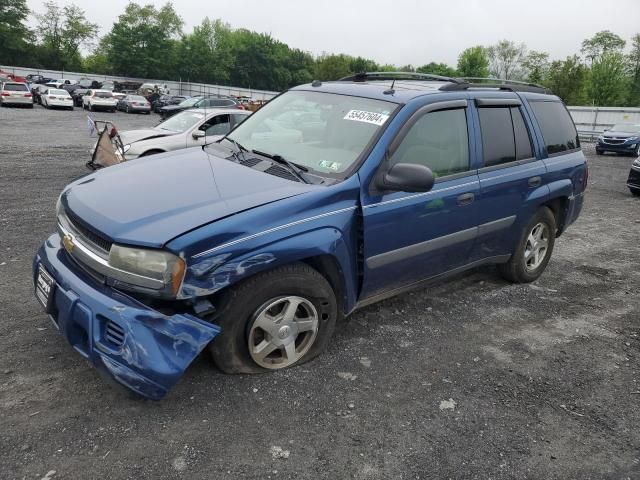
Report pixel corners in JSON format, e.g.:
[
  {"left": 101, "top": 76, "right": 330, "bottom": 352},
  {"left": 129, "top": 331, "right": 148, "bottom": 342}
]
[{"left": 343, "top": 110, "right": 389, "bottom": 126}]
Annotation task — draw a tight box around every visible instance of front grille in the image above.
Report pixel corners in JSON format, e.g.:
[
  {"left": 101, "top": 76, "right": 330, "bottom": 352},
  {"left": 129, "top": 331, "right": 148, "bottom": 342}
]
[
  {"left": 264, "top": 165, "right": 300, "bottom": 182},
  {"left": 603, "top": 138, "right": 625, "bottom": 145},
  {"left": 105, "top": 320, "right": 126, "bottom": 347},
  {"left": 64, "top": 209, "right": 113, "bottom": 254}
]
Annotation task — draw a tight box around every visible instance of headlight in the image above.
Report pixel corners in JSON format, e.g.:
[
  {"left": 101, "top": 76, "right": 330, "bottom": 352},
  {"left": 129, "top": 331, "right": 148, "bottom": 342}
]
[
  {"left": 597, "top": 135, "right": 604, "bottom": 142},
  {"left": 109, "top": 245, "right": 186, "bottom": 296},
  {"left": 633, "top": 158, "right": 640, "bottom": 166},
  {"left": 122, "top": 144, "right": 131, "bottom": 153},
  {"left": 627, "top": 136, "right": 639, "bottom": 142}
]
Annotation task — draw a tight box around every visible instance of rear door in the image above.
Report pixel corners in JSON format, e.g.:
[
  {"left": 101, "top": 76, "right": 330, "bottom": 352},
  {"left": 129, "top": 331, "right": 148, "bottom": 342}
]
[
  {"left": 468, "top": 94, "right": 548, "bottom": 261},
  {"left": 361, "top": 99, "right": 481, "bottom": 298}
]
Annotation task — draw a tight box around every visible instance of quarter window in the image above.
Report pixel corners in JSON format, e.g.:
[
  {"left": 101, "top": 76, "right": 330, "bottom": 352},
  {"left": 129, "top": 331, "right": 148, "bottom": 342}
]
[
  {"left": 530, "top": 101, "right": 580, "bottom": 155},
  {"left": 478, "top": 106, "right": 534, "bottom": 167},
  {"left": 389, "top": 108, "right": 469, "bottom": 178}
]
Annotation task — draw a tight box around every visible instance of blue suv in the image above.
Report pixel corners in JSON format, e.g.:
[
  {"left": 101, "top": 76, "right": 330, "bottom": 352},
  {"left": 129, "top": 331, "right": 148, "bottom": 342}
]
[{"left": 33, "top": 73, "right": 587, "bottom": 399}]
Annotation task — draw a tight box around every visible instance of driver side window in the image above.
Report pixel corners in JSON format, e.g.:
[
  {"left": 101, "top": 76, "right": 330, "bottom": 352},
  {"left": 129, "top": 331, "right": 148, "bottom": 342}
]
[
  {"left": 390, "top": 108, "right": 469, "bottom": 178},
  {"left": 199, "top": 114, "right": 231, "bottom": 136}
]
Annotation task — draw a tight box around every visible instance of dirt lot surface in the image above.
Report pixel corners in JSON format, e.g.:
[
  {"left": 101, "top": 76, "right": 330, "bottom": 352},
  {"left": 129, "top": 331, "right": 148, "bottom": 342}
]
[{"left": 1, "top": 104, "right": 639, "bottom": 480}]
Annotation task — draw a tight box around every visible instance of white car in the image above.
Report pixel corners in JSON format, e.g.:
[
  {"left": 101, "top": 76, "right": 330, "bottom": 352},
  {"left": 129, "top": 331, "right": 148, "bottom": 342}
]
[
  {"left": 95, "top": 108, "right": 251, "bottom": 163},
  {"left": 83, "top": 89, "right": 118, "bottom": 112},
  {"left": 0, "top": 82, "right": 33, "bottom": 107},
  {"left": 49, "top": 78, "right": 78, "bottom": 88},
  {"left": 40, "top": 88, "right": 74, "bottom": 110}
]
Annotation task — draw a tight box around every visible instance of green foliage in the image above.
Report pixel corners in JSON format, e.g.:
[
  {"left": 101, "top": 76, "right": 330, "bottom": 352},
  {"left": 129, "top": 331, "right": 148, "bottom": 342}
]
[
  {"left": 628, "top": 34, "right": 640, "bottom": 106},
  {"left": 457, "top": 46, "right": 489, "bottom": 78},
  {"left": 0, "top": 0, "right": 32, "bottom": 66},
  {"left": 543, "top": 55, "right": 589, "bottom": 105},
  {"left": 103, "top": 2, "right": 183, "bottom": 79},
  {"left": 416, "top": 62, "right": 457, "bottom": 77},
  {"left": 521, "top": 50, "right": 549, "bottom": 84},
  {"left": 581, "top": 30, "right": 626, "bottom": 62},
  {"left": 589, "top": 52, "right": 628, "bottom": 106},
  {"left": 34, "top": 1, "right": 98, "bottom": 71},
  {"left": 487, "top": 40, "right": 526, "bottom": 79},
  {"left": 314, "top": 54, "right": 355, "bottom": 81}
]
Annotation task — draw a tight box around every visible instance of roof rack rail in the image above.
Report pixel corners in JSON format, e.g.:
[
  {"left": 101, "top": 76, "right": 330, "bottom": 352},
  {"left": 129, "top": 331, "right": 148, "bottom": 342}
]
[
  {"left": 339, "top": 71, "right": 464, "bottom": 84},
  {"left": 440, "top": 77, "right": 550, "bottom": 94}
]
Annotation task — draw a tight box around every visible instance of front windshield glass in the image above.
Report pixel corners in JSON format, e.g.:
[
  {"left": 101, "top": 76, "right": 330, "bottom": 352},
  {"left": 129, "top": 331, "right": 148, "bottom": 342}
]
[
  {"left": 611, "top": 124, "right": 640, "bottom": 133},
  {"left": 227, "top": 90, "right": 397, "bottom": 175},
  {"left": 179, "top": 97, "right": 202, "bottom": 107},
  {"left": 157, "top": 111, "right": 205, "bottom": 132}
]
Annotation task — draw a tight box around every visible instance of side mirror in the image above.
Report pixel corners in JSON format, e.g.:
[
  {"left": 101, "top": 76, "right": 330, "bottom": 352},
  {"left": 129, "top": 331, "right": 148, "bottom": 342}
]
[
  {"left": 376, "top": 162, "right": 435, "bottom": 193},
  {"left": 192, "top": 130, "right": 206, "bottom": 139}
]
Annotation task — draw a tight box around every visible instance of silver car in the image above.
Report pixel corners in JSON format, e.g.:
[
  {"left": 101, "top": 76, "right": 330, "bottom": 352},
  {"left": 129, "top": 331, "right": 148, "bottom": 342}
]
[
  {"left": 117, "top": 108, "right": 251, "bottom": 160},
  {"left": 1, "top": 82, "right": 33, "bottom": 107}
]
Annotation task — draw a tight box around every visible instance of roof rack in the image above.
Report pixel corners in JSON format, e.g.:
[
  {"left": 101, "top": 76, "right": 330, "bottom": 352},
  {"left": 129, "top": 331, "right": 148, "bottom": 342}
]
[
  {"left": 338, "top": 71, "right": 464, "bottom": 84},
  {"left": 439, "top": 77, "right": 550, "bottom": 94}
]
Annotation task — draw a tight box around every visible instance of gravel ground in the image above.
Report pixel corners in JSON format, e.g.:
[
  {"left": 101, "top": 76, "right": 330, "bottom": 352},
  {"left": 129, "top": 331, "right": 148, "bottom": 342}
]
[{"left": 1, "top": 104, "right": 639, "bottom": 480}]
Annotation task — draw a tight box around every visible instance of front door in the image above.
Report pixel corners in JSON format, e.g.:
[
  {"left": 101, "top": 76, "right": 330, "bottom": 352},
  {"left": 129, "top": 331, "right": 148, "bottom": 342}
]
[{"left": 361, "top": 101, "right": 480, "bottom": 298}]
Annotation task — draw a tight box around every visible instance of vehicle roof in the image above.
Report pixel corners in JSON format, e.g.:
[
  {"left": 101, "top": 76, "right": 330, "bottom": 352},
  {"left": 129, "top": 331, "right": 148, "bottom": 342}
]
[{"left": 292, "top": 79, "right": 559, "bottom": 103}]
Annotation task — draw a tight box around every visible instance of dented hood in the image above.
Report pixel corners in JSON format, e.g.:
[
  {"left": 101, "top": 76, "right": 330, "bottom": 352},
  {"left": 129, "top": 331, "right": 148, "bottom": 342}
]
[
  {"left": 118, "top": 128, "right": 174, "bottom": 145},
  {"left": 62, "top": 148, "right": 316, "bottom": 248}
]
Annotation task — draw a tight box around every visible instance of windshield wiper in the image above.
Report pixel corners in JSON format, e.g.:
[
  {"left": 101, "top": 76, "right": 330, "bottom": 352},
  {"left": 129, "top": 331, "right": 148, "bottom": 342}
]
[{"left": 251, "top": 149, "right": 310, "bottom": 184}]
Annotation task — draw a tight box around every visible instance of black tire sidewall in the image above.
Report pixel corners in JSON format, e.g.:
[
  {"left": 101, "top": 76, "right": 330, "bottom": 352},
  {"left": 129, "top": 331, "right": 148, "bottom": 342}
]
[
  {"left": 503, "top": 207, "right": 557, "bottom": 283},
  {"left": 208, "top": 264, "right": 337, "bottom": 374}
]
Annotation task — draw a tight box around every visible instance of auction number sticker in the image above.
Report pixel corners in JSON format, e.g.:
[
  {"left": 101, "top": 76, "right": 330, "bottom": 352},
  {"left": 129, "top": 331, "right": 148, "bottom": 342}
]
[{"left": 343, "top": 110, "right": 389, "bottom": 126}]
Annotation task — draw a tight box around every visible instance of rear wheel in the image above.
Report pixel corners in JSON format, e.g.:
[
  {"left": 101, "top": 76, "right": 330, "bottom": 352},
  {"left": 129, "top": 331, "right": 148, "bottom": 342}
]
[
  {"left": 208, "top": 263, "right": 338, "bottom": 374},
  {"left": 630, "top": 188, "right": 640, "bottom": 197},
  {"left": 595, "top": 148, "right": 603, "bottom": 155},
  {"left": 499, "top": 207, "right": 556, "bottom": 283},
  {"left": 139, "top": 149, "right": 164, "bottom": 157}
]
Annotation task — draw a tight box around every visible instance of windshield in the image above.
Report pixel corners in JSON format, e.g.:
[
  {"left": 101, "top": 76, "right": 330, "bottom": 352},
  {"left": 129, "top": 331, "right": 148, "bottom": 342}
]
[
  {"left": 227, "top": 90, "right": 397, "bottom": 176},
  {"left": 3, "top": 83, "right": 28, "bottom": 91},
  {"left": 611, "top": 124, "right": 640, "bottom": 133},
  {"left": 179, "top": 97, "right": 202, "bottom": 107},
  {"left": 157, "top": 110, "right": 205, "bottom": 132},
  {"left": 95, "top": 91, "right": 112, "bottom": 98}
]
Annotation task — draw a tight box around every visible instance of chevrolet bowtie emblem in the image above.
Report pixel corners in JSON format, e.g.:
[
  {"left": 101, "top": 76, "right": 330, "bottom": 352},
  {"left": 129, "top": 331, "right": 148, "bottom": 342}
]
[{"left": 62, "top": 234, "right": 75, "bottom": 253}]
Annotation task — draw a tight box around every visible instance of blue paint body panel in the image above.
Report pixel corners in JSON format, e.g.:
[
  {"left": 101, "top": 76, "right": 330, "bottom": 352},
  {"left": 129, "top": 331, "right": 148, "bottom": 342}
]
[{"left": 33, "top": 80, "right": 587, "bottom": 399}]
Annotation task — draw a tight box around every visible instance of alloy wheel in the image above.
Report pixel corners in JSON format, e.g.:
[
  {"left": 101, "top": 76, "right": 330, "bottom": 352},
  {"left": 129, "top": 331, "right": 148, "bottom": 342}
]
[
  {"left": 524, "top": 222, "right": 549, "bottom": 272},
  {"left": 248, "top": 296, "right": 319, "bottom": 369}
]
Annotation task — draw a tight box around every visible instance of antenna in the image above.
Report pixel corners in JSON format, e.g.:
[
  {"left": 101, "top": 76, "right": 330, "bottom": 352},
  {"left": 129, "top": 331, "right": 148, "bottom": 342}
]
[{"left": 383, "top": 78, "right": 396, "bottom": 95}]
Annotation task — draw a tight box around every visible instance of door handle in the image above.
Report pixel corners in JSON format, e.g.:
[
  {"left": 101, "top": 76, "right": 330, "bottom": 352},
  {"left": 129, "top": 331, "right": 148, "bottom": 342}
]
[
  {"left": 528, "top": 176, "right": 542, "bottom": 187},
  {"left": 457, "top": 192, "right": 475, "bottom": 206}
]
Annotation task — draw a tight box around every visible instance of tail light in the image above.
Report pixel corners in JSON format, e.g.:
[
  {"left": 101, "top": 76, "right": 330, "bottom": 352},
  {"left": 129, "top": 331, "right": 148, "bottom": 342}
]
[
  {"left": 24, "top": 93, "right": 32, "bottom": 97},
  {"left": 236, "top": 104, "right": 245, "bottom": 110},
  {"left": 49, "top": 96, "right": 56, "bottom": 99},
  {"left": 0, "top": 92, "right": 10, "bottom": 97}
]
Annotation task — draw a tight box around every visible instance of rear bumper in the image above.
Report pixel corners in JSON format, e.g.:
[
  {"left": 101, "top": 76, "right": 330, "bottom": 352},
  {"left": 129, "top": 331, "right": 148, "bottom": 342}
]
[
  {"left": 563, "top": 191, "right": 585, "bottom": 231},
  {"left": 127, "top": 105, "right": 151, "bottom": 111},
  {"left": 33, "top": 233, "right": 221, "bottom": 400},
  {"left": 89, "top": 103, "right": 117, "bottom": 110},
  {"left": 2, "top": 96, "right": 32, "bottom": 105}
]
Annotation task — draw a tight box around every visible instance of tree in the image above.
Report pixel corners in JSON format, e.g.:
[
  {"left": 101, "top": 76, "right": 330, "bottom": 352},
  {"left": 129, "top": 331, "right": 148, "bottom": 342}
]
[
  {"left": 314, "top": 54, "right": 353, "bottom": 80},
  {"left": 589, "top": 52, "right": 628, "bottom": 106},
  {"left": 0, "top": 0, "right": 32, "bottom": 66},
  {"left": 628, "top": 33, "right": 640, "bottom": 106},
  {"left": 103, "top": 2, "right": 183, "bottom": 78},
  {"left": 35, "top": 1, "right": 98, "bottom": 71},
  {"left": 521, "top": 50, "right": 549, "bottom": 84},
  {"left": 581, "top": 30, "right": 625, "bottom": 63},
  {"left": 544, "top": 55, "right": 589, "bottom": 105},
  {"left": 457, "top": 46, "right": 489, "bottom": 78},
  {"left": 416, "top": 62, "right": 457, "bottom": 77},
  {"left": 487, "top": 40, "right": 526, "bottom": 79}
]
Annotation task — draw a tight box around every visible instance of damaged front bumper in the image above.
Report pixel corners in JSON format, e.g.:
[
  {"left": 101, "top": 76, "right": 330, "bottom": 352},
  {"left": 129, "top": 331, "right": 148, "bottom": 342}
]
[{"left": 33, "top": 233, "right": 221, "bottom": 400}]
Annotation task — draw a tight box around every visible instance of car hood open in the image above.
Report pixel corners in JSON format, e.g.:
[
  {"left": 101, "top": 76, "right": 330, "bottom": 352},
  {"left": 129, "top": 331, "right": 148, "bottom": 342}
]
[{"left": 62, "top": 148, "right": 316, "bottom": 248}]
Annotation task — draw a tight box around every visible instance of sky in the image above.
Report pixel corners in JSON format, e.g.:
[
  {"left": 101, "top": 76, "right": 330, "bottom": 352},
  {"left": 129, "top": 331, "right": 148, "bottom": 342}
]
[{"left": 26, "top": 0, "right": 640, "bottom": 66}]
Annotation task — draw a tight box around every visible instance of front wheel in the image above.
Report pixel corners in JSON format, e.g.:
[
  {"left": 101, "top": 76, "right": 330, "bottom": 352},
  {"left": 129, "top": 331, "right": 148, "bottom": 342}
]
[
  {"left": 630, "top": 188, "right": 640, "bottom": 197},
  {"left": 208, "top": 263, "right": 338, "bottom": 374},
  {"left": 595, "top": 148, "right": 603, "bottom": 155},
  {"left": 498, "top": 207, "right": 556, "bottom": 283}
]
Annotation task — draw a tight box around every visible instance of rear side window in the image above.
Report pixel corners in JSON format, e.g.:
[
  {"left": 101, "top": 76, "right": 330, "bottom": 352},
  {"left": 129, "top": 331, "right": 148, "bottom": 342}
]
[
  {"left": 390, "top": 108, "right": 469, "bottom": 178},
  {"left": 478, "top": 106, "right": 534, "bottom": 167},
  {"left": 530, "top": 101, "right": 580, "bottom": 155},
  {"left": 3, "top": 83, "right": 28, "bottom": 91}
]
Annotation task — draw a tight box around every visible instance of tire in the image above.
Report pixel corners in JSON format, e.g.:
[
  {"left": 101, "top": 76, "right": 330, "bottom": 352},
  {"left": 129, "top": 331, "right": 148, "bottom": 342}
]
[
  {"left": 207, "top": 263, "right": 338, "bottom": 374},
  {"left": 630, "top": 188, "right": 640, "bottom": 197},
  {"left": 595, "top": 149, "right": 603, "bottom": 155},
  {"left": 633, "top": 145, "right": 640, "bottom": 157},
  {"left": 126, "top": 105, "right": 130, "bottom": 113},
  {"left": 89, "top": 103, "right": 94, "bottom": 112},
  {"left": 498, "top": 207, "right": 557, "bottom": 283},
  {"left": 28, "top": 104, "right": 34, "bottom": 109}
]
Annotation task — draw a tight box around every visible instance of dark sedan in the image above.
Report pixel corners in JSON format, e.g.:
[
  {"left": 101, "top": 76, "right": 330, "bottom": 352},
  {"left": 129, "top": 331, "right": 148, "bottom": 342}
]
[
  {"left": 596, "top": 124, "right": 640, "bottom": 156},
  {"left": 71, "top": 88, "right": 89, "bottom": 107},
  {"left": 152, "top": 94, "right": 189, "bottom": 113},
  {"left": 158, "top": 96, "right": 243, "bottom": 119},
  {"left": 627, "top": 157, "right": 640, "bottom": 196}
]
